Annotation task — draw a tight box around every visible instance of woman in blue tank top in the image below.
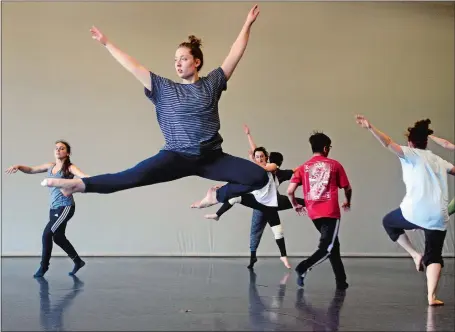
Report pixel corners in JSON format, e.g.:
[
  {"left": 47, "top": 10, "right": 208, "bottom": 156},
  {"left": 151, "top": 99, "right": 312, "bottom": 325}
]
[{"left": 5, "top": 140, "right": 89, "bottom": 278}]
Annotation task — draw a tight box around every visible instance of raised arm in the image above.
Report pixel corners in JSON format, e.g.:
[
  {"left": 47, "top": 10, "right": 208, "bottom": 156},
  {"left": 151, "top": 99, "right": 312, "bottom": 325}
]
[
  {"left": 355, "top": 115, "right": 404, "bottom": 158},
  {"left": 243, "top": 124, "right": 257, "bottom": 151},
  {"left": 221, "top": 5, "right": 260, "bottom": 81},
  {"left": 90, "top": 26, "right": 151, "bottom": 90},
  {"left": 69, "top": 164, "right": 90, "bottom": 178},
  {"left": 429, "top": 135, "right": 455, "bottom": 151},
  {"left": 5, "top": 163, "right": 53, "bottom": 175}
]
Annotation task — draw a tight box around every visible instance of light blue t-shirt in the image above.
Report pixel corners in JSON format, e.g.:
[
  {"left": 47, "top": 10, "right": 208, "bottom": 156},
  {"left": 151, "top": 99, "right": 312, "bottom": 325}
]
[
  {"left": 48, "top": 165, "right": 74, "bottom": 209},
  {"left": 399, "top": 146, "right": 454, "bottom": 231}
]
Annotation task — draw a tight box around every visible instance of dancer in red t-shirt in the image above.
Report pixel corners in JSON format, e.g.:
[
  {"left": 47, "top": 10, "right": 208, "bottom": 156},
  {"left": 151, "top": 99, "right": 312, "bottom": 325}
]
[{"left": 287, "top": 132, "right": 352, "bottom": 289}]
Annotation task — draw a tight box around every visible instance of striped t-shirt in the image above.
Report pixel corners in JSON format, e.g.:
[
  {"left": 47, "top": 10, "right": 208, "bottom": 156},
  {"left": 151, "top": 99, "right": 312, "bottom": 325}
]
[{"left": 144, "top": 67, "right": 227, "bottom": 155}]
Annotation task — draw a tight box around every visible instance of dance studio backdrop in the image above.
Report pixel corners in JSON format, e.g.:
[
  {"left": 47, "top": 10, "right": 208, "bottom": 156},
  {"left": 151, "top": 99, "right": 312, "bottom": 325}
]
[{"left": 2, "top": 1, "right": 454, "bottom": 257}]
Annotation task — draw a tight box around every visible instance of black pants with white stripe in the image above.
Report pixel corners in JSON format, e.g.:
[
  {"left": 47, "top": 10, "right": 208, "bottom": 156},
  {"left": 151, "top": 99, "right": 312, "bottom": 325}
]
[
  {"left": 41, "top": 205, "right": 78, "bottom": 268},
  {"left": 295, "top": 218, "right": 346, "bottom": 283}
]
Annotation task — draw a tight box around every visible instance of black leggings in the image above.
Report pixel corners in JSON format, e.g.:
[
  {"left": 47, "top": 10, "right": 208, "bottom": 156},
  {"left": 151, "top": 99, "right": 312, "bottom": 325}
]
[
  {"left": 82, "top": 149, "right": 268, "bottom": 203},
  {"left": 295, "top": 218, "right": 346, "bottom": 283},
  {"left": 215, "top": 194, "right": 305, "bottom": 222},
  {"left": 41, "top": 205, "right": 79, "bottom": 268}
]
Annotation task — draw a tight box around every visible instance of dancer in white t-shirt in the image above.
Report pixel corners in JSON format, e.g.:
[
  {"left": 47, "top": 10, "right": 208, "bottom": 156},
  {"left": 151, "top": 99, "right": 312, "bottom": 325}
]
[{"left": 356, "top": 115, "right": 455, "bottom": 306}]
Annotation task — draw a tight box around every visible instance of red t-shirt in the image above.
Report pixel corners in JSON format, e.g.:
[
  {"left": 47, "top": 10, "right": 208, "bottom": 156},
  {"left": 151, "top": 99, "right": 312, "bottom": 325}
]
[{"left": 291, "top": 155, "right": 350, "bottom": 220}]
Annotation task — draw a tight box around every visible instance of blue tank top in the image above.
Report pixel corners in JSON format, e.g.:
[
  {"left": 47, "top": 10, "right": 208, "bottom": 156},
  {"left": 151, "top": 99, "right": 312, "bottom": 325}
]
[{"left": 48, "top": 165, "right": 75, "bottom": 209}]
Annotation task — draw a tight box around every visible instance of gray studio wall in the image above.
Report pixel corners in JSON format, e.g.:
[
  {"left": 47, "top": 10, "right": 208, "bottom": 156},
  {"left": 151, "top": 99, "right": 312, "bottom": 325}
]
[{"left": 2, "top": 1, "right": 454, "bottom": 256}]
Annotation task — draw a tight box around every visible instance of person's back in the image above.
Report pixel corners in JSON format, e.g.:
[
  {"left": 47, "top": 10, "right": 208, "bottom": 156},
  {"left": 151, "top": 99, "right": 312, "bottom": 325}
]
[
  {"left": 297, "top": 155, "right": 349, "bottom": 220},
  {"left": 287, "top": 132, "right": 351, "bottom": 290},
  {"left": 399, "top": 146, "right": 452, "bottom": 230}
]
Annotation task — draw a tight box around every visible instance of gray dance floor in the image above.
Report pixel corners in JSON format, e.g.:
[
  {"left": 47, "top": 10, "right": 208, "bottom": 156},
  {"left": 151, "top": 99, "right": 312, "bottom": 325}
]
[{"left": 2, "top": 257, "right": 454, "bottom": 331}]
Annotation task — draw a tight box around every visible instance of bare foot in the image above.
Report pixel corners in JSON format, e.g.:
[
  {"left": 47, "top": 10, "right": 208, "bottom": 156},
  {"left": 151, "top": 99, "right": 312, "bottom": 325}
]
[
  {"left": 191, "top": 187, "right": 218, "bottom": 209},
  {"left": 428, "top": 297, "right": 444, "bottom": 306},
  {"left": 412, "top": 254, "right": 424, "bottom": 272},
  {"left": 41, "top": 178, "right": 85, "bottom": 196},
  {"left": 204, "top": 214, "right": 220, "bottom": 221},
  {"left": 280, "top": 256, "right": 292, "bottom": 269}
]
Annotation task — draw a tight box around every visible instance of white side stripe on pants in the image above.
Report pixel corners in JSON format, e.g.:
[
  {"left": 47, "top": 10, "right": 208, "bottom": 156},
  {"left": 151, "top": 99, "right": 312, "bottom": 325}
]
[
  {"left": 307, "top": 219, "right": 340, "bottom": 270},
  {"left": 51, "top": 206, "right": 71, "bottom": 233}
]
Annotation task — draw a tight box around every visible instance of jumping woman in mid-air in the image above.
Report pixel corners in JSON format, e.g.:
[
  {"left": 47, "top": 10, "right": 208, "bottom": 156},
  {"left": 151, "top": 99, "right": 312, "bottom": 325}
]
[{"left": 42, "top": 5, "right": 270, "bottom": 212}]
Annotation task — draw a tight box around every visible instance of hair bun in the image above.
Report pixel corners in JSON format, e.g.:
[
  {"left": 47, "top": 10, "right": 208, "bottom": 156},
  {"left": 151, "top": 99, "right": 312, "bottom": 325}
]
[
  {"left": 188, "top": 35, "right": 202, "bottom": 48},
  {"left": 417, "top": 119, "right": 433, "bottom": 135},
  {"left": 410, "top": 118, "right": 433, "bottom": 136}
]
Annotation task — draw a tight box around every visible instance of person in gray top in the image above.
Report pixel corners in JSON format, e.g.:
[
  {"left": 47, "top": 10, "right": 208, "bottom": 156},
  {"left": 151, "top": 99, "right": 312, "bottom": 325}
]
[{"left": 5, "top": 140, "right": 89, "bottom": 278}]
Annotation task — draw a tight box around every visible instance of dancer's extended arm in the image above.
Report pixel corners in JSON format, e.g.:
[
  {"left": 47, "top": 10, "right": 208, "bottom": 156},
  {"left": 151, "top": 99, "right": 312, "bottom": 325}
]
[
  {"left": 355, "top": 115, "right": 404, "bottom": 158},
  {"left": 221, "top": 5, "right": 260, "bottom": 81},
  {"left": 5, "top": 163, "right": 53, "bottom": 174},
  {"left": 429, "top": 135, "right": 455, "bottom": 151},
  {"left": 90, "top": 26, "right": 151, "bottom": 90}
]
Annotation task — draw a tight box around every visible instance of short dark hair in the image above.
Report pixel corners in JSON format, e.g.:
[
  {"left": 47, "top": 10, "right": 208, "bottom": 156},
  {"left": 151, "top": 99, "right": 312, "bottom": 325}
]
[
  {"left": 253, "top": 147, "right": 269, "bottom": 159},
  {"left": 269, "top": 152, "right": 284, "bottom": 167},
  {"left": 406, "top": 119, "right": 433, "bottom": 149},
  {"left": 309, "top": 131, "right": 331, "bottom": 154}
]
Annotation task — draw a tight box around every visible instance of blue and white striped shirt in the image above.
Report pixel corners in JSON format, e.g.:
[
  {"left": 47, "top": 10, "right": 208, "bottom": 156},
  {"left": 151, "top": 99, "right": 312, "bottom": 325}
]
[{"left": 144, "top": 67, "right": 228, "bottom": 155}]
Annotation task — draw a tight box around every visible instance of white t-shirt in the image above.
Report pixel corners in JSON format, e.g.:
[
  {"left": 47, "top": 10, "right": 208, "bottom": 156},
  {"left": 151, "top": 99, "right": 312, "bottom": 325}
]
[
  {"left": 399, "top": 146, "right": 454, "bottom": 231},
  {"left": 251, "top": 171, "right": 279, "bottom": 207}
]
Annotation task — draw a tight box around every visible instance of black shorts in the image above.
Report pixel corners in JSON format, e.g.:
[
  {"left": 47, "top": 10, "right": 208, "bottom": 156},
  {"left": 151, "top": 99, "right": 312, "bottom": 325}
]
[{"left": 382, "top": 208, "right": 446, "bottom": 267}]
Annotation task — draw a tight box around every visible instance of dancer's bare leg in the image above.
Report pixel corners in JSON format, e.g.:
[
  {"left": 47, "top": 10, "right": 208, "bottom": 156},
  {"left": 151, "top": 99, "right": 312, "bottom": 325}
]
[
  {"left": 426, "top": 263, "right": 444, "bottom": 306},
  {"left": 396, "top": 233, "right": 424, "bottom": 271}
]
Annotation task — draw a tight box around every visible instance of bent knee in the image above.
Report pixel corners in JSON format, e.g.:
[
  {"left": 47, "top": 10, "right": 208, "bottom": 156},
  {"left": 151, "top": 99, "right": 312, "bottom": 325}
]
[
  {"left": 271, "top": 225, "right": 284, "bottom": 240},
  {"left": 53, "top": 234, "right": 67, "bottom": 244},
  {"left": 423, "top": 255, "right": 444, "bottom": 268},
  {"left": 228, "top": 197, "right": 242, "bottom": 205}
]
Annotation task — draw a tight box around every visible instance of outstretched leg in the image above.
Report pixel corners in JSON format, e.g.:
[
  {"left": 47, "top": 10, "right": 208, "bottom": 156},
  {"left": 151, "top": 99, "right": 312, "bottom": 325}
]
[
  {"left": 42, "top": 151, "right": 196, "bottom": 196},
  {"left": 192, "top": 151, "right": 268, "bottom": 208},
  {"left": 204, "top": 197, "right": 242, "bottom": 220}
]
